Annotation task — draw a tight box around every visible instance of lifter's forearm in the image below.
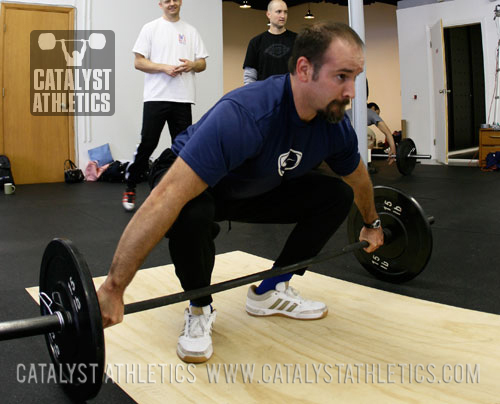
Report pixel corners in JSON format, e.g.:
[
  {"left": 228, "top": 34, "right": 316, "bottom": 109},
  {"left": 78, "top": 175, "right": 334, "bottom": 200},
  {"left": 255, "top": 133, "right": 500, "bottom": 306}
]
[
  {"left": 343, "top": 160, "right": 383, "bottom": 253},
  {"left": 377, "top": 121, "right": 397, "bottom": 154},
  {"left": 104, "top": 187, "right": 181, "bottom": 293},
  {"left": 343, "top": 160, "right": 379, "bottom": 223},
  {"left": 102, "top": 159, "right": 208, "bottom": 294}
]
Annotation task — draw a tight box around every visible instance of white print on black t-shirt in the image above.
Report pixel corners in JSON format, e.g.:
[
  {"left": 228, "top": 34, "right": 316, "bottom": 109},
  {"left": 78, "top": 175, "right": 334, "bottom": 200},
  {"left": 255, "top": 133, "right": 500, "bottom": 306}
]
[{"left": 278, "top": 149, "right": 303, "bottom": 176}]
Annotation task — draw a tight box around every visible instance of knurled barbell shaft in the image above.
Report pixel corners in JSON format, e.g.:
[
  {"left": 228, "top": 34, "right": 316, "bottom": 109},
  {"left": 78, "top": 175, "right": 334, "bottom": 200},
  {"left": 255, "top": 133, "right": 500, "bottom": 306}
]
[
  {"left": 0, "top": 237, "right": 375, "bottom": 339},
  {"left": 124, "top": 238, "right": 372, "bottom": 315},
  {"left": 0, "top": 238, "right": 370, "bottom": 340},
  {"left": 0, "top": 215, "right": 434, "bottom": 339},
  {"left": 125, "top": 217, "right": 431, "bottom": 314}
]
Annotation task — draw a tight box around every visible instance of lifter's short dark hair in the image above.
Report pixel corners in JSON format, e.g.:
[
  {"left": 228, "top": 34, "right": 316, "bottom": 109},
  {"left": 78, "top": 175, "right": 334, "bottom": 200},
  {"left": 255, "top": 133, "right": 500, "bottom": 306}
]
[{"left": 288, "top": 22, "right": 364, "bottom": 80}]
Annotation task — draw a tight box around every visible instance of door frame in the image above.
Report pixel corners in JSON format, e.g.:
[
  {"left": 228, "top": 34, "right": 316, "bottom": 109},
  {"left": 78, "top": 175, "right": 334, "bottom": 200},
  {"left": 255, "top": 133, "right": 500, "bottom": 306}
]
[
  {"left": 428, "top": 15, "right": 488, "bottom": 165},
  {"left": 429, "top": 19, "right": 448, "bottom": 164},
  {"left": 444, "top": 22, "right": 485, "bottom": 157},
  {"left": 0, "top": 2, "right": 76, "bottom": 161}
]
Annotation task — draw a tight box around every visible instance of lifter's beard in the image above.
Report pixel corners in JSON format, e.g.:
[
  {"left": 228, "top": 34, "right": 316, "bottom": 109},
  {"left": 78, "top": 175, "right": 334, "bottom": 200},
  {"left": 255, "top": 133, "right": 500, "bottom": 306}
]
[{"left": 317, "top": 99, "right": 350, "bottom": 124}]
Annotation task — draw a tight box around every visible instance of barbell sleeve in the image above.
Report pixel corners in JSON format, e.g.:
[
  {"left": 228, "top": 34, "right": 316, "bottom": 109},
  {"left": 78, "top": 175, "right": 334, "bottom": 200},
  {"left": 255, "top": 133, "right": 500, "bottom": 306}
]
[{"left": 0, "top": 313, "right": 63, "bottom": 341}]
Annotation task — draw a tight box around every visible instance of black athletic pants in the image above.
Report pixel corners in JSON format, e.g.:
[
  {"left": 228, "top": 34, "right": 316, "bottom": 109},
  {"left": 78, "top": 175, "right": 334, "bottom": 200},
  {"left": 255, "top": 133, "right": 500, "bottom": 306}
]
[
  {"left": 126, "top": 101, "right": 192, "bottom": 188},
  {"left": 151, "top": 150, "right": 354, "bottom": 307}
]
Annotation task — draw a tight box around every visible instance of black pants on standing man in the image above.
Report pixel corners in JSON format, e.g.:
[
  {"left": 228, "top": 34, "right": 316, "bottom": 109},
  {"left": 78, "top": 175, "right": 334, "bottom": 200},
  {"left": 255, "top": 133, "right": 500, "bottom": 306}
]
[{"left": 123, "top": 101, "right": 192, "bottom": 210}]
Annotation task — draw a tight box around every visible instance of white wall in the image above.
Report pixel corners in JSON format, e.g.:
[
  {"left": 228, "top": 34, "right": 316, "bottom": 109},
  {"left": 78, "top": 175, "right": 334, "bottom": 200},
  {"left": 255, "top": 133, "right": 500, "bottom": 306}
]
[
  {"left": 89, "top": 0, "right": 223, "bottom": 167},
  {"left": 0, "top": 0, "right": 223, "bottom": 168},
  {"left": 397, "top": 0, "right": 498, "bottom": 161}
]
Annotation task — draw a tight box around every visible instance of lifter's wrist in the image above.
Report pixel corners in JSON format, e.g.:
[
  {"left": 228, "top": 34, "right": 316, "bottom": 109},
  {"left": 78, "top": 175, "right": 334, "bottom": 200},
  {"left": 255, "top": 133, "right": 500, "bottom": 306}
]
[
  {"left": 363, "top": 216, "right": 381, "bottom": 229},
  {"left": 101, "top": 276, "right": 126, "bottom": 297}
]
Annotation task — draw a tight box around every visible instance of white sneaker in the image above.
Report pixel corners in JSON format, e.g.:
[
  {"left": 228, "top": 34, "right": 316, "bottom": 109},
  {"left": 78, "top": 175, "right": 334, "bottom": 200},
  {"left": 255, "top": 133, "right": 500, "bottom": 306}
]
[
  {"left": 177, "top": 305, "right": 216, "bottom": 363},
  {"left": 246, "top": 282, "right": 328, "bottom": 320},
  {"left": 122, "top": 190, "right": 136, "bottom": 212}
]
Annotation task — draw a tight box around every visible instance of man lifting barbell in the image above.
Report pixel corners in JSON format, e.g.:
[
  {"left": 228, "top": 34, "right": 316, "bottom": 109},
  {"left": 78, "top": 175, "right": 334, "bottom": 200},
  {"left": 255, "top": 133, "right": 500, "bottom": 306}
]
[
  {"left": 0, "top": 21, "right": 436, "bottom": 402},
  {"left": 97, "top": 22, "right": 385, "bottom": 364},
  {"left": 345, "top": 103, "right": 432, "bottom": 175},
  {"left": 345, "top": 103, "right": 397, "bottom": 174}
]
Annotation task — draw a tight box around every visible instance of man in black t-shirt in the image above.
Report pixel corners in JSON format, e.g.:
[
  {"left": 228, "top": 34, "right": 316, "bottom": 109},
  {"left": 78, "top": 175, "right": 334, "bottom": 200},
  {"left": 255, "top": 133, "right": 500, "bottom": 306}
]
[{"left": 243, "top": 0, "right": 297, "bottom": 84}]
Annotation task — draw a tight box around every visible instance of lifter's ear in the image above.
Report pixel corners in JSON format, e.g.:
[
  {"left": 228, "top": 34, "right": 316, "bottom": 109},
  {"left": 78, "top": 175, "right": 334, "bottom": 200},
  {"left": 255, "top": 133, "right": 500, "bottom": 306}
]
[{"left": 294, "top": 57, "right": 314, "bottom": 83}]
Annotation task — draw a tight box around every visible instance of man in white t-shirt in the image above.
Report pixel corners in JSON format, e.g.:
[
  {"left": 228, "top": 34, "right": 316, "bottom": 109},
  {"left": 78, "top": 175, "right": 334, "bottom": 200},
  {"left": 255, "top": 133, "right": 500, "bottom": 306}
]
[{"left": 123, "top": 0, "right": 208, "bottom": 211}]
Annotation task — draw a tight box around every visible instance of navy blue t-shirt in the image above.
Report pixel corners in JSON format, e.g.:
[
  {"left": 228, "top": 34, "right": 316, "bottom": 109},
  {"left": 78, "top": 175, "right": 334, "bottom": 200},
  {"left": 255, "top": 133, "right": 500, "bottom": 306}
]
[{"left": 172, "top": 74, "right": 360, "bottom": 200}]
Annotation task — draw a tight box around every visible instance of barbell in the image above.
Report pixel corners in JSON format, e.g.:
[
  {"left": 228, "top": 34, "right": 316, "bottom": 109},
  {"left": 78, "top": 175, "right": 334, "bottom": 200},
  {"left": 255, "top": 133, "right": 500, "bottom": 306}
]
[
  {"left": 371, "top": 138, "right": 432, "bottom": 175},
  {"left": 0, "top": 185, "right": 434, "bottom": 401},
  {"left": 38, "top": 33, "right": 106, "bottom": 51}
]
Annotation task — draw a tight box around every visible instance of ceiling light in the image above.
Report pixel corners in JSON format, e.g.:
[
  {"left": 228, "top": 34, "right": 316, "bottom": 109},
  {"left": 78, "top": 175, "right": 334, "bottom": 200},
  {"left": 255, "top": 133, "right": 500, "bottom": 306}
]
[
  {"left": 240, "top": 0, "right": 251, "bottom": 8},
  {"left": 304, "top": 4, "right": 315, "bottom": 19}
]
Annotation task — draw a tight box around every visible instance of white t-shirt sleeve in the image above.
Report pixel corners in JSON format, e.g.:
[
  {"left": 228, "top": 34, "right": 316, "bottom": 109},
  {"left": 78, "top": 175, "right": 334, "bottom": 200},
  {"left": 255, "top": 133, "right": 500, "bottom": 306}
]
[
  {"left": 132, "top": 24, "right": 151, "bottom": 58},
  {"left": 193, "top": 28, "right": 209, "bottom": 60}
]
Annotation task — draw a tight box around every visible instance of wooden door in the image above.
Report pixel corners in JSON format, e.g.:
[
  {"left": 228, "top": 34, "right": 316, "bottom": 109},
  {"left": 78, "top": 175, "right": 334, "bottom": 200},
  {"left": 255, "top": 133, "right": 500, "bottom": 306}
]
[{"left": 0, "top": 4, "right": 75, "bottom": 184}]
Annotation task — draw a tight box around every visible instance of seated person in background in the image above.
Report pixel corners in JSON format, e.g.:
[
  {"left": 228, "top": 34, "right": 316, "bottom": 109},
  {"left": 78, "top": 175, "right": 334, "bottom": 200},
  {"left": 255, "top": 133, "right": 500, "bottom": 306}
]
[{"left": 345, "top": 102, "right": 397, "bottom": 172}]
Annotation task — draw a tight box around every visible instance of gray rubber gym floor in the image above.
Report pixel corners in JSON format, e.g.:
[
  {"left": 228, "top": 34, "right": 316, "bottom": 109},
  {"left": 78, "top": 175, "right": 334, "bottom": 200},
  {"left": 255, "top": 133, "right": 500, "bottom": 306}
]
[{"left": 1, "top": 161, "right": 499, "bottom": 403}]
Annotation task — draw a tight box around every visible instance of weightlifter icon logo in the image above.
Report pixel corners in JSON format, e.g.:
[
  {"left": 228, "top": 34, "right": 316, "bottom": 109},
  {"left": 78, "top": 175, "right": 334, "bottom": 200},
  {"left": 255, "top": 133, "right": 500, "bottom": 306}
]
[
  {"left": 37, "top": 32, "right": 107, "bottom": 67},
  {"left": 30, "top": 30, "right": 115, "bottom": 116}
]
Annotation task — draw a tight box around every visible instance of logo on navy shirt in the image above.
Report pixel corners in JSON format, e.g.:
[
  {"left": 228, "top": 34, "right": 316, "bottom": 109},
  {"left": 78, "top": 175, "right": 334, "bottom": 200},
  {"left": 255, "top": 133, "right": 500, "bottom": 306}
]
[{"left": 278, "top": 149, "right": 303, "bottom": 176}]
